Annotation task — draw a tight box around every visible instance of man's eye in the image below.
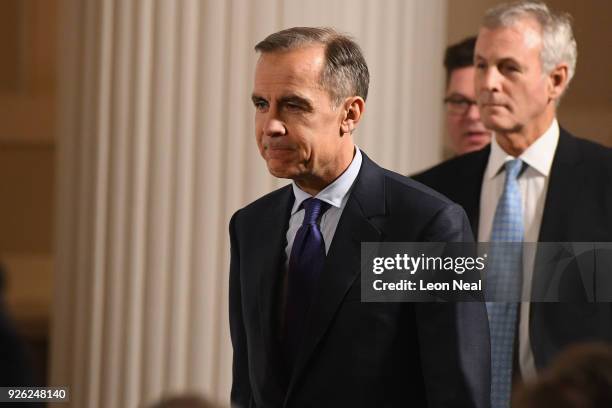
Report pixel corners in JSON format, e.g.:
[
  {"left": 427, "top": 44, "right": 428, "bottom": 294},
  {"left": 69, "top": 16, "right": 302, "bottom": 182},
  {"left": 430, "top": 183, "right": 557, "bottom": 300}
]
[
  {"left": 501, "top": 64, "right": 519, "bottom": 73},
  {"left": 475, "top": 62, "right": 486, "bottom": 70},
  {"left": 445, "top": 97, "right": 471, "bottom": 106},
  {"left": 254, "top": 101, "right": 268, "bottom": 111},
  {"left": 285, "top": 103, "right": 303, "bottom": 111}
]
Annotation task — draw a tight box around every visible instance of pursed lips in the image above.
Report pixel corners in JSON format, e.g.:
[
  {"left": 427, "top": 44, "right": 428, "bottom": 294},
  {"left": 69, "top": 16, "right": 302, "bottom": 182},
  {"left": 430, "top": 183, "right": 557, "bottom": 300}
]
[
  {"left": 266, "top": 144, "right": 296, "bottom": 151},
  {"left": 480, "top": 100, "right": 510, "bottom": 109},
  {"left": 463, "top": 130, "right": 490, "bottom": 138},
  {"left": 265, "top": 144, "right": 297, "bottom": 158}
]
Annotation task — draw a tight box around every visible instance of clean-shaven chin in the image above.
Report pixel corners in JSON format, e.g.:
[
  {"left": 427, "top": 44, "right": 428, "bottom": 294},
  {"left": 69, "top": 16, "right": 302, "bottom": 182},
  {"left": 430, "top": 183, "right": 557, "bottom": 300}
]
[{"left": 482, "top": 106, "right": 512, "bottom": 129}]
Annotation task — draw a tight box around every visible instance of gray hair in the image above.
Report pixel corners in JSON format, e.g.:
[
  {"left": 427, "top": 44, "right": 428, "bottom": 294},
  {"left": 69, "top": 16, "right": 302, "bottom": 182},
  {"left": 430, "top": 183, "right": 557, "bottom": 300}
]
[
  {"left": 483, "top": 1, "right": 577, "bottom": 88},
  {"left": 255, "top": 27, "right": 370, "bottom": 106}
]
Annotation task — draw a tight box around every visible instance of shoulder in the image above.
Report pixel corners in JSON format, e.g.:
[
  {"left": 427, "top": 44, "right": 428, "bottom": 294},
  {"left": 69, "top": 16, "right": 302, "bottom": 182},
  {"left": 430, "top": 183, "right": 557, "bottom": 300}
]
[
  {"left": 360, "top": 153, "right": 465, "bottom": 221},
  {"left": 230, "top": 185, "right": 292, "bottom": 228},
  {"left": 380, "top": 166, "right": 455, "bottom": 210},
  {"left": 360, "top": 157, "right": 472, "bottom": 241},
  {"left": 360, "top": 152, "right": 453, "bottom": 206},
  {"left": 412, "top": 146, "right": 490, "bottom": 189},
  {"left": 564, "top": 131, "right": 612, "bottom": 160},
  {"left": 559, "top": 129, "right": 612, "bottom": 174}
]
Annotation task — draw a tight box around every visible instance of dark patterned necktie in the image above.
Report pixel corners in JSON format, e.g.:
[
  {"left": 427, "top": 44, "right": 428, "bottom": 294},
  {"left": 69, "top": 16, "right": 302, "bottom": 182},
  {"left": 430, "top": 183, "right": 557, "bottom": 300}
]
[{"left": 283, "top": 198, "right": 331, "bottom": 372}]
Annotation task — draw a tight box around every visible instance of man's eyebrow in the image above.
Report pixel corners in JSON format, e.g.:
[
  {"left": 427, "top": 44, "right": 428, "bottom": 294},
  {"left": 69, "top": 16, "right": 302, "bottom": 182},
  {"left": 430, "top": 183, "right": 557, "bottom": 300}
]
[
  {"left": 278, "top": 94, "right": 313, "bottom": 107},
  {"left": 474, "top": 54, "right": 521, "bottom": 66},
  {"left": 446, "top": 92, "right": 472, "bottom": 100},
  {"left": 250, "top": 93, "right": 314, "bottom": 110},
  {"left": 251, "top": 94, "right": 266, "bottom": 103},
  {"left": 278, "top": 94, "right": 314, "bottom": 112},
  {"left": 498, "top": 57, "right": 521, "bottom": 65}
]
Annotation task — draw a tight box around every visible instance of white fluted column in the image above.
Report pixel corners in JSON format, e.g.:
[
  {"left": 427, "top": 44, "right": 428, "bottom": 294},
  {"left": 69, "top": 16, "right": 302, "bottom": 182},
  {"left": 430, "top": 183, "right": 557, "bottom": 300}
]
[{"left": 51, "top": 1, "right": 446, "bottom": 407}]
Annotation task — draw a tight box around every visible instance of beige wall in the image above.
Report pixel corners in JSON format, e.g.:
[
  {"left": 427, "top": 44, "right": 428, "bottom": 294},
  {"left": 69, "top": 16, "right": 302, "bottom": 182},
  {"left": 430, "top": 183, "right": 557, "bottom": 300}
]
[
  {"left": 50, "top": 1, "right": 449, "bottom": 406},
  {"left": 0, "top": 0, "right": 56, "bottom": 337},
  {"left": 447, "top": 0, "right": 612, "bottom": 147},
  {"left": 0, "top": 146, "right": 54, "bottom": 253}
]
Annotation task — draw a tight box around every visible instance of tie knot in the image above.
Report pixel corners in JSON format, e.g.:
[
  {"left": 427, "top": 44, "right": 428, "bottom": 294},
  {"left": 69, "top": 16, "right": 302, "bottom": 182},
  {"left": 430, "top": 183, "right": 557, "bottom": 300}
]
[
  {"left": 504, "top": 159, "right": 523, "bottom": 180},
  {"left": 302, "top": 198, "right": 330, "bottom": 225}
]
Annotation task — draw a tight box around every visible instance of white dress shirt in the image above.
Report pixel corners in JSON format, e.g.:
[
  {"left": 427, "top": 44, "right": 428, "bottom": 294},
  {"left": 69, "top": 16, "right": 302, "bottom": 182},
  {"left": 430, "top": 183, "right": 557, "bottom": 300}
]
[{"left": 478, "top": 119, "right": 559, "bottom": 380}]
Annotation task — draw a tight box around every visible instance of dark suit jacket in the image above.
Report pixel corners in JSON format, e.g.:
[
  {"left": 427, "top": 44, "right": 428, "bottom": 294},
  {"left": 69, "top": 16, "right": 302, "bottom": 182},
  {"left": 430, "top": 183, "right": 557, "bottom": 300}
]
[
  {"left": 229, "top": 152, "right": 491, "bottom": 408},
  {"left": 413, "top": 128, "right": 612, "bottom": 370}
]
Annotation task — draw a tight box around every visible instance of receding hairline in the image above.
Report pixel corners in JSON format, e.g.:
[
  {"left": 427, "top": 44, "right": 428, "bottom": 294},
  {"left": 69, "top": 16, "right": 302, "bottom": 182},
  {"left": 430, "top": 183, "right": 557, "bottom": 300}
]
[
  {"left": 477, "top": 17, "right": 544, "bottom": 52},
  {"left": 252, "top": 29, "right": 333, "bottom": 90},
  {"left": 254, "top": 26, "right": 343, "bottom": 53},
  {"left": 254, "top": 45, "right": 328, "bottom": 86},
  {"left": 483, "top": 13, "right": 544, "bottom": 36},
  {"left": 254, "top": 27, "right": 370, "bottom": 103},
  {"left": 255, "top": 42, "right": 327, "bottom": 60}
]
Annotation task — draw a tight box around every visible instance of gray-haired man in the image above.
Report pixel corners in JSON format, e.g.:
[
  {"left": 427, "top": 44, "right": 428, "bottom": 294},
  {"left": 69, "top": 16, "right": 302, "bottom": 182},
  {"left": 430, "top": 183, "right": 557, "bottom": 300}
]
[
  {"left": 414, "top": 2, "right": 612, "bottom": 407},
  {"left": 230, "top": 26, "right": 491, "bottom": 408}
]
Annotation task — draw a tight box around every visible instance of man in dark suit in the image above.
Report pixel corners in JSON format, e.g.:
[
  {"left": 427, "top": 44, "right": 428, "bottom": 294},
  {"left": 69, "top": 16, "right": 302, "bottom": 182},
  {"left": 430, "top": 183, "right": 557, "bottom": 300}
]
[
  {"left": 229, "top": 27, "right": 491, "bottom": 407},
  {"left": 414, "top": 2, "right": 612, "bottom": 407}
]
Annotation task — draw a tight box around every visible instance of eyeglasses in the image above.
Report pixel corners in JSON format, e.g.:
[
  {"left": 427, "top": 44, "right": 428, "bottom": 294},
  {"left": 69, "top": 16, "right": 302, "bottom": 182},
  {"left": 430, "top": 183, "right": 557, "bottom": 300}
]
[{"left": 444, "top": 95, "right": 477, "bottom": 115}]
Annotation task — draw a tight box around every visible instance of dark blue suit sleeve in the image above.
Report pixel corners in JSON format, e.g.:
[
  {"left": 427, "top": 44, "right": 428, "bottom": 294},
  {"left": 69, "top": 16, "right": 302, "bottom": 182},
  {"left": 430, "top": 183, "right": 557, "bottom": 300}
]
[
  {"left": 416, "top": 203, "right": 491, "bottom": 408},
  {"left": 229, "top": 212, "right": 253, "bottom": 408},
  {"left": 420, "top": 202, "right": 473, "bottom": 243}
]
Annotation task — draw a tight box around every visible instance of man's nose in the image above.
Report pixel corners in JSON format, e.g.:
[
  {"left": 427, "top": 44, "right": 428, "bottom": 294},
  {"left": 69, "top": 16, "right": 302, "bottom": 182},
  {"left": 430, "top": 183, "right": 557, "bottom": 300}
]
[
  {"left": 262, "top": 110, "right": 286, "bottom": 137},
  {"left": 465, "top": 102, "right": 481, "bottom": 120},
  {"left": 479, "top": 67, "right": 501, "bottom": 93}
]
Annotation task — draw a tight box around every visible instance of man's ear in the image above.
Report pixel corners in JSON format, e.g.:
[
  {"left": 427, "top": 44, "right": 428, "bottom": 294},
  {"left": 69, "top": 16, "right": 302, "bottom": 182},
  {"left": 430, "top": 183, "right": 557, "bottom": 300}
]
[
  {"left": 547, "top": 63, "right": 569, "bottom": 101},
  {"left": 340, "top": 96, "right": 365, "bottom": 136}
]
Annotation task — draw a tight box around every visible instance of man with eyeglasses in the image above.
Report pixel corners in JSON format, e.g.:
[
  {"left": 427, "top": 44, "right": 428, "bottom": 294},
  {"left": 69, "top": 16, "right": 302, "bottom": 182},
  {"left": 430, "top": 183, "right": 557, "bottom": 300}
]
[{"left": 443, "top": 36, "right": 492, "bottom": 155}]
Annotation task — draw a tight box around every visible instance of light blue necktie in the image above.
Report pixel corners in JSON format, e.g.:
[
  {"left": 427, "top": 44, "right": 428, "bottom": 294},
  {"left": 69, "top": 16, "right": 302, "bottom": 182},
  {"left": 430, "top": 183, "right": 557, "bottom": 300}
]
[{"left": 487, "top": 159, "right": 524, "bottom": 408}]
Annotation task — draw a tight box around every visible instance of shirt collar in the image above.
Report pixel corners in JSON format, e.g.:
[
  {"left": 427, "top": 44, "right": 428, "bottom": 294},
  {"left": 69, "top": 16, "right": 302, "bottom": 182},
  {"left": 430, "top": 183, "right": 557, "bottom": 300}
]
[
  {"left": 291, "top": 146, "right": 362, "bottom": 215},
  {"left": 485, "top": 118, "right": 559, "bottom": 180}
]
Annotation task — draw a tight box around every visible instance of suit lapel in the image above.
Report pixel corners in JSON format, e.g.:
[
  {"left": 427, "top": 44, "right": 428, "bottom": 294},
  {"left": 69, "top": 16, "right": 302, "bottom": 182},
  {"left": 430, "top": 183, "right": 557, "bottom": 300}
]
[
  {"left": 254, "top": 186, "right": 294, "bottom": 394},
  {"left": 538, "top": 129, "right": 582, "bottom": 241},
  {"left": 285, "top": 154, "right": 384, "bottom": 401}
]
